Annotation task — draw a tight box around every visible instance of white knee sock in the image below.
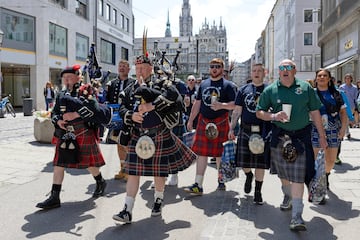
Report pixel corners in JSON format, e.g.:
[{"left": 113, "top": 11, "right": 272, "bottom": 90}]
[{"left": 124, "top": 196, "right": 135, "bottom": 212}]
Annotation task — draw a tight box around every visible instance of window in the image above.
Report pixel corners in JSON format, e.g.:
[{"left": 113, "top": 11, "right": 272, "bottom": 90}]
[
  {"left": 301, "top": 55, "right": 312, "bottom": 72},
  {"left": 99, "top": 0, "right": 103, "bottom": 16},
  {"left": 105, "top": 4, "right": 110, "bottom": 21},
  {"left": 100, "top": 39, "right": 115, "bottom": 64},
  {"left": 125, "top": 18, "right": 129, "bottom": 32},
  {"left": 76, "top": 0, "right": 87, "bottom": 19},
  {"left": 76, "top": 33, "right": 89, "bottom": 61},
  {"left": 49, "top": 0, "right": 65, "bottom": 7},
  {"left": 304, "top": 33, "right": 313, "bottom": 45},
  {"left": 121, "top": 14, "right": 125, "bottom": 29},
  {"left": 304, "top": 9, "right": 313, "bottom": 22},
  {"left": 112, "top": 9, "right": 117, "bottom": 24},
  {"left": 121, "top": 47, "right": 129, "bottom": 60},
  {"left": 49, "top": 22, "right": 67, "bottom": 57},
  {"left": 315, "top": 54, "right": 321, "bottom": 70},
  {"left": 2, "top": 11, "right": 35, "bottom": 48}
]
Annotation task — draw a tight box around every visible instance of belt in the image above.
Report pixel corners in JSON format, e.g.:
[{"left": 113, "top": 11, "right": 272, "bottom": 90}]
[
  {"left": 133, "top": 124, "right": 165, "bottom": 136},
  {"left": 241, "top": 123, "right": 261, "bottom": 133}
]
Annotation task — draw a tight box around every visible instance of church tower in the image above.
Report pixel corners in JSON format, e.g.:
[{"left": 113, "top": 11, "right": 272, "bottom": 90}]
[
  {"left": 179, "top": 0, "right": 193, "bottom": 36},
  {"left": 165, "top": 9, "right": 172, "bottom": 37}
]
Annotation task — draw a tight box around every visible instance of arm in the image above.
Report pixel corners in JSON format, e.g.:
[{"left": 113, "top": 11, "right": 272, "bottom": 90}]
[
  {"left": 228, "top": 105, "right": 242, "bottom": 140},
  {"left": 338, "top": 107, "right": 348, "bottom": 139},
  {"left": 187, "top": 100, "right": 200, "bottom": 131}
]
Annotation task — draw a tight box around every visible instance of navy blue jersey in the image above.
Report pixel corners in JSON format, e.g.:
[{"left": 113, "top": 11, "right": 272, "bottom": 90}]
[
  {"left": 235, "top": 83, "right": 265, "bottom": 125},
  {"left": 196, "top": 78, "right": 236, "bottom": 119}
]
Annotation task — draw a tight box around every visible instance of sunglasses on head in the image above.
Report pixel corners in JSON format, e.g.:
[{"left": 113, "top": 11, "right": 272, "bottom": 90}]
[
  {"left": 279, "top": 65, "right": 295, "bottom": 71},
  {"left": 210, "top": 64, "right": 222, "bottom": 69}
]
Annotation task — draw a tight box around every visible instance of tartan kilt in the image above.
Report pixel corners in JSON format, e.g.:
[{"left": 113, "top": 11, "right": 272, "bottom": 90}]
[
  {"left": 124, "top": 125, "right": 197, "bottom": 177},
  {"left": 235, "top": 129, "right": 270, "bottom": 169},
  {"left": 192, "top": 113, "right": 229, "bottom": 157},
  {"left": 172, "top": 124, "right": 186, "bottom": 141},
  {"left": 53, "top": 121, "right": 105, "bottom": 169},
  {"left": 270, "top": 138, "right": 306, "bottom": 183}
]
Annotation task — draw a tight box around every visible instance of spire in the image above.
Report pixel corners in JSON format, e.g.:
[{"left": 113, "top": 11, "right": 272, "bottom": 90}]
[{"left": 165, "top": 9, "right": 172, "bottom": 37}]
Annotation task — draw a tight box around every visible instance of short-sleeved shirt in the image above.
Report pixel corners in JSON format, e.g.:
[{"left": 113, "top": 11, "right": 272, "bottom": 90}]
[
  {"left": 196, "top": 78, "right": 236, "bottom": 119},
  {"left": 235, "top": 83, "right": 265, "bottom": 125},
  {"left": 256, "top": 78, "right": 322, "bottom": 131},
  {"left": 339, "top": 83, "right": 358, "bottom": 109}
]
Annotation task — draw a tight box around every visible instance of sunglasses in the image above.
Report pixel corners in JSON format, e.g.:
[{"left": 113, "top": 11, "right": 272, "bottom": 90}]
[
  {"left": 210, "top": 64, "right": 222, "bottom": 69},
  {"left": 187, "top": 78, "right": 195, "bottom": 82},
  {"left": 279, "top": 65, "right": 295, "bottom": 71}
]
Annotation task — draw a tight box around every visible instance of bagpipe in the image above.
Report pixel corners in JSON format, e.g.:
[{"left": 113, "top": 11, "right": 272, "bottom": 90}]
[{"left": 58, "top": 43, "right": 112, "bottom": 126}]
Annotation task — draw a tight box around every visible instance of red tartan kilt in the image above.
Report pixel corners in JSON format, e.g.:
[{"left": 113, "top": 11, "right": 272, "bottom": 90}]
[
  {"left": 192, "top": 113, "right": 229, "bottom": 157},
  {"left": 53, "top": 122, "right": 105, "bottom": 169}
]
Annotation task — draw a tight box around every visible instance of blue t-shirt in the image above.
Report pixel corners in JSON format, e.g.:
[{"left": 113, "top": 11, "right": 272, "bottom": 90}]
[
  {"left": 196, "top": 78, "right": 236, "bottom": 119},
  {"left": 235, "top": 83, "right": 265, "bottom": 125}
]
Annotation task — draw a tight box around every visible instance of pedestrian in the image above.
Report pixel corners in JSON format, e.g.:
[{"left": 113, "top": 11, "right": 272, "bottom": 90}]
[
  {"left": 106, "top": 59, "right": 136, "bottom": 181},
  {"left": 339, "top": 73, "right": 357, "bottom": 138},
  {"left": 255, "top": 59, "right": 327, "bottom": 231},
  {"left": 228, "top": 63, "right": 271, "bottom": 205},
  {"left": 36, "top": 64, "right": 111, "bottom": 210},
  {"left": 312, "top": 69, "right": 347, "bottom": 199},
  {"left": 112, "top": 53, "right": 197, "bottom": 224},
  {"left": 184, "top": 57, "right": 236, "bottom": 194},
  {"left": 43, "top": 81, "right": 55, "bottom": 111},
  {"left": 184, "top": 74, "right": 198, "bottom": 129}
]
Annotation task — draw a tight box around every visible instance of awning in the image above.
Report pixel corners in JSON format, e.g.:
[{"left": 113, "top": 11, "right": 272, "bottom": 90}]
[{"left": 324, "top": 55, "right": 355, "bottom": 69}]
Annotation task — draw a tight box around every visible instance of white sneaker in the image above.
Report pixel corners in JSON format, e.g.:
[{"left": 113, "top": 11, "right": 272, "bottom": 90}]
[{"left": 166, "top": 174, "right": 178, "bottom": 186}]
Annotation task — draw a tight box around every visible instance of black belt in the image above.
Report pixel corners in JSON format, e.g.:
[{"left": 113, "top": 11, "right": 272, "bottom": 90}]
[
  {"left": 133, "top": 124, "right": 165, "bottom": 136},
  {"left": 241, "top": 123, "right": 261, "bottom": 133}
]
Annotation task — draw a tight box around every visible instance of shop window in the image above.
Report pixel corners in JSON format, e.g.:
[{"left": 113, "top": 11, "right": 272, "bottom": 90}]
[{"left": 100, "top": 39, "right": 115, "bottom": 65}]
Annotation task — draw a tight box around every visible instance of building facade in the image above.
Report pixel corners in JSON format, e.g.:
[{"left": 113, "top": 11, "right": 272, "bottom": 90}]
[
  {"left": 264, "top": 0, "right": 321, "bottom": 81},
  {"left": 318, "top": 0, "right": 360, "bottom": 82},
  {"left": 133, "top": 0, "right": 228, "bottom": 80},
  {"left": 0, "top": 0, "right": 134, "bottom": 109}
]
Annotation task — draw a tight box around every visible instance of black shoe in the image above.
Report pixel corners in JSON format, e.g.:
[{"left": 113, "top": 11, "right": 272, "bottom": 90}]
[
  {"left": 36, "top": 194, "right": 61, "bottom": 209},
  {"left": 113, "top": 204, "right": 132, "bottom": 224},
  {"left": 244, "top": 172, "right": 253, "bottom": 194},
  {"left": 254, "top": 191, "right": 264, "bottom": 205},
  {"left": 151, "top": 198, "right": 163, "bottom": 216},
  {"left": 93, "top": 180, "right": 107, "bottom": 198}
]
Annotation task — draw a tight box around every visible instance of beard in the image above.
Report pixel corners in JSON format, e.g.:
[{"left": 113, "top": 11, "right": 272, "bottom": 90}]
[{"left": 210, "top": 71, "right": 223, "bottom": 79}]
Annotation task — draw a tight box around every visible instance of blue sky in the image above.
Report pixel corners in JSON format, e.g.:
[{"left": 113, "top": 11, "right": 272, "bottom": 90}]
[{"left": 133, "top": 0, "right": 276, "bottom": 62}]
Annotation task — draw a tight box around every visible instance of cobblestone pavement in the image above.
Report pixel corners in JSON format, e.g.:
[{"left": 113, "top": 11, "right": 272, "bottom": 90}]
[{"left": 0, "top": 113, "right": 360, "bottom": 239}]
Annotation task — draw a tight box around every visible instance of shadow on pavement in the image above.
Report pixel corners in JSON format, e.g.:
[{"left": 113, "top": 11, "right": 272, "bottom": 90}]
[
  {"left": 310, "top": 191, "right": 360, "bottom": 220},
  {"left": 96, "top": 218, "right": 190, "bottom": 240},
  {"left": 22, "top": 198, "right": 96, "bottom": 238},
  {"left": 333, "top": 162, "right": 360, "bottom": 174}
]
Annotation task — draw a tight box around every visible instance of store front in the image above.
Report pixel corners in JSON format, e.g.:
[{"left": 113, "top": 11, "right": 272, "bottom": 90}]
[{"left": 1, "top": 64, "right": 30, "bottom": 107}]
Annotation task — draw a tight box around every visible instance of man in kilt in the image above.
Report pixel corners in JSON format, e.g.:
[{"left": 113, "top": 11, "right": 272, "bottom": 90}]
[
  {"left": 36, "top": 64, "right": 111, "bottom": 210},
  {"left": 255, "top": 59, "right": 327, "bottom": 231},
  {"left": 184, "top": 58, "right": 236, "bottom": 194},
  {"left": 228, "top": 63, "right": 271, "bottom": 205},
  {"left": 105, "top": 59, "right": 136, "bottom": 181},
  {"left": 112, "top": 55, "right": 197, "bottom": 224}
]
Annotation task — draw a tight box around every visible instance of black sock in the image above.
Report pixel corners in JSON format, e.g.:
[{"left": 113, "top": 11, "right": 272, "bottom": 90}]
[
  {"left": 326, "top": 172, "right": 330, "bottom": 189},
  {"left": 51, "top": 184, "right": 62, "bottom": 192},
  {"left": 94, "top": 172, "right": 104, "bottom": 182},
  {"left": 245, "top": 171, "right": 253, "bottom": 177},
  {"left": 255, "top": 180, "right": 263, "bottom": 192}
]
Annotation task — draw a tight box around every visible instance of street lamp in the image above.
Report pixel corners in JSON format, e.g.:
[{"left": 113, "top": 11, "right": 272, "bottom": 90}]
[{"left": 0, "top": 28, "right": 4, "bottom": 101}]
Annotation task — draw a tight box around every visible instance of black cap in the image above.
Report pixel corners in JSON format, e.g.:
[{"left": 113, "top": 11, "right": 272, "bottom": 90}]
[{"left": 60, "top": 64, "right": 81, "bottom": 77}]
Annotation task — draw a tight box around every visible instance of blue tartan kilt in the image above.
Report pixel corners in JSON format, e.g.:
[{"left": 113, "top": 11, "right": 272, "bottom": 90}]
[{"left": 124, "top": 125, "right": 198, "bottom": 177}]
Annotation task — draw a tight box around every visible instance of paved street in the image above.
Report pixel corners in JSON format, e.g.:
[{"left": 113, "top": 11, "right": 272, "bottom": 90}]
[{"left": 0, "top": 113, "right": 360, "bottom": 239}]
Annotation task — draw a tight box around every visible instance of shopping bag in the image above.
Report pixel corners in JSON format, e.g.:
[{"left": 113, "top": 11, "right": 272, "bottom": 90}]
[
  {"left": 219, "top": 140, "right": 237, "bottom": 182},
  {"left": 183, "top": 130, "right": 196, "bottom": 148},
  {"left": 309, "top": 150, "right": 326, "bottom": 203}
]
